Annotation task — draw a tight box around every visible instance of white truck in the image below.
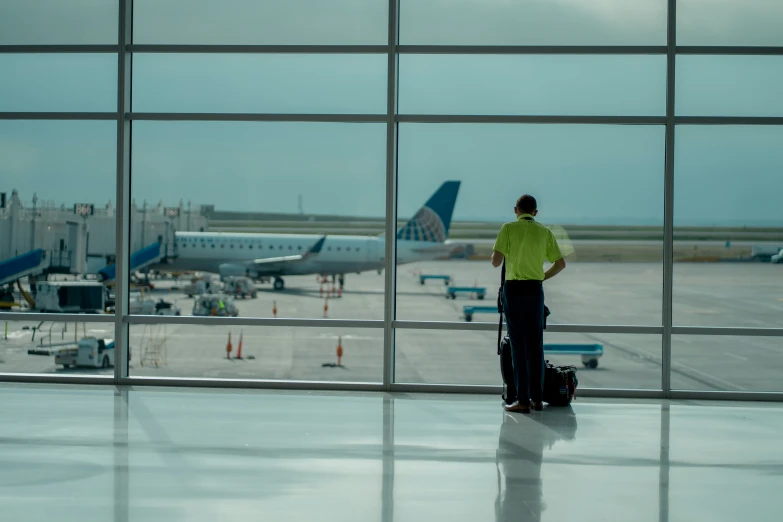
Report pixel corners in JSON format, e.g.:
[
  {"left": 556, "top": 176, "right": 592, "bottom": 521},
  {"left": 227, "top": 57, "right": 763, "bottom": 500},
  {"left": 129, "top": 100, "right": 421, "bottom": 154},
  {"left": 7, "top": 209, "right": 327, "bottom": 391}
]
[
  {"left": 192, "top": 294, "right": 239, "bottom": 317},
  {"left": 129, "top": 291, "right": 181, "bottom": 316},
  {"left": 55, "top": 337, "right": 116, "bottom": 369},
  {"left": 771, "top": 249, "right": 783, "bottom": 264},
  {"left": 222, "top": 277, "right": 258, "bottom": 299},
  {"left": 34, "top": 281, "right": 105, "bottom": 313},
  {"left": 751, "top": 245, "right": 783, "bottom": 262}
]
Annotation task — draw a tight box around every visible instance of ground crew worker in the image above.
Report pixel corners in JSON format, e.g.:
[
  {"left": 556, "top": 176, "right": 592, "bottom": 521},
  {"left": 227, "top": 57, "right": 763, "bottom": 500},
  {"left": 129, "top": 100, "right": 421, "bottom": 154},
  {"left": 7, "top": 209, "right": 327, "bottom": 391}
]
[
  {"left": 218, "top": 299, "right": 225, "bottom": 315},
  {"left": 492, "top": 194, "right": 566, "bottom": 414}
]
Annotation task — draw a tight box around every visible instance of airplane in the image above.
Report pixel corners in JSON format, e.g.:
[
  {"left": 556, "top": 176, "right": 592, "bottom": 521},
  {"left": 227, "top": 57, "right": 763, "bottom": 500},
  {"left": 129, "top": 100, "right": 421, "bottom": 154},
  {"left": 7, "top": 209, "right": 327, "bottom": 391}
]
[{"left": 154, "top": 181, "right": 461, "bottom": 291}]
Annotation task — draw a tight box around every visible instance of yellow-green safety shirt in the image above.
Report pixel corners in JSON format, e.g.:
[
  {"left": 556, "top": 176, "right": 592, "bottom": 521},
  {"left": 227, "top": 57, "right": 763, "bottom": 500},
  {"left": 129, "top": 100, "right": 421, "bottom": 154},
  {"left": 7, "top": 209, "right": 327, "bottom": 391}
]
[{"left": 493, "top": 214, "right": 563, "bottom": 281}]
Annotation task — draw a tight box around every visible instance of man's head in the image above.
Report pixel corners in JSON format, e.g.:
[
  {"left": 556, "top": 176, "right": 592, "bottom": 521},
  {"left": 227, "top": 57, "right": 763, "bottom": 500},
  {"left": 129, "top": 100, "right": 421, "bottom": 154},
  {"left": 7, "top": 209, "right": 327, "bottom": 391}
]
[{"left": 515, "top": 194, "right": 538, "bottom": 217}]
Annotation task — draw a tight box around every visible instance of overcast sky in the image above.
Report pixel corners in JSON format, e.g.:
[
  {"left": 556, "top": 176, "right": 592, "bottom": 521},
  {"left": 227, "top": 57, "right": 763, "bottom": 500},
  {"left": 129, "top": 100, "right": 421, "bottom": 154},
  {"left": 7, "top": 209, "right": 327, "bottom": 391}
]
[{"left": 1, "top": 0, "right": 782, "bottom": 226}]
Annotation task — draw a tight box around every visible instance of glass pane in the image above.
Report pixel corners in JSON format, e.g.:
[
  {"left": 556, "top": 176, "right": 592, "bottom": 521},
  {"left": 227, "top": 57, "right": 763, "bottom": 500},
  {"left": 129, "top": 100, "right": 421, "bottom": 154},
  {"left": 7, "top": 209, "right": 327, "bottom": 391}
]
[
  {"left": 678, "top": 0, "right": 783, "bottom": 46},
  {"left": 0, "top": 0, "right": 117, "bottom": 45},
  {"left": 674, "top": 126, "right": 783, "bottom": 328},
  {"left": 673, "top": 335, "right": 783, "bottom": 391},
  {"left": 133, "top": 0, "right": 388, "bottom": 45},
  {"left": 0, "top": 54, "right": 117, "bottom": 112},
  {"left": 129, "top": 325, "right": 382, "bottom": 382},
  {"left": 0, "top": 320, "right": 115, "bottom": 375},
  {"left": 400, "top": 0, "right": 667, "bottom": 45},
  {"left": 399, "top": 55, "right": 666, "bottom": 116},
  {"left": 132, "top": 54, "right": 387, "bottom": 114},
  {"left": 676, "top": 56, "right": 783, "bottom": 117},
  {"left": 396, "top": 124, "right": 664, "bottom": 325},
  {"left": 395, "top": 330, "right": 661, "bottom": 389},
  {"left": 1, "top": 120, "right": 117, "bottom": 285},
  {"left": 129, "top": 121, "right": 386, "bottom": 318}
]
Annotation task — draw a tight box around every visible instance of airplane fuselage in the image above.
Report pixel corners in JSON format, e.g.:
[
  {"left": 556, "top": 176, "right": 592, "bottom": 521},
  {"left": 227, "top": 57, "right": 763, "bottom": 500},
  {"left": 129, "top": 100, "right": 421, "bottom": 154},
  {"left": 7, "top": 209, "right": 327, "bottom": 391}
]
[{"left": 157, "top": 232, "right": 450, "bottom": 277}]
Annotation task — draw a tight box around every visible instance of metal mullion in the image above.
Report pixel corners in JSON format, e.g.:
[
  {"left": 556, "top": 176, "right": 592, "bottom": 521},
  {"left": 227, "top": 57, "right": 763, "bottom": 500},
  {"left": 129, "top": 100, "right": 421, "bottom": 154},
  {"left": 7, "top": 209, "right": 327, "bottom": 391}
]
[
  {"left": 389, "top": 383, "right": 666, "bottom": 398},
  {"left": 0, "top": 374, "right": 112, "bottom": 385},
  {"left": 677, "top": 46, "right": 783, "bottom": 56},
  {"left": 397, "top": 45, "right": 667, "bottom": 55},
  {"left": 382, "top": 0, "right": 400, "bottom": 391},
  {"left": 0, "top": 312, "right": 115, "bottom": 323},
  {"left": 114, "top": 0, "right": 133, "bottom": 383},
  {"left": 0, "top": 45, "right": 119, "bottom": 53},
  {"left": 672, "top": 326, "right": 783, "bottom": 337},
  {"left": 127, "top": 44, "right": 389, "bottom": 54},
  {"left": 128, "top": 113, "right": 387, "bottom": 123},
  {"left": 675, "top": 116, "right": 783, "bottom": 125},
  {"left": 396, "top": 115, "right": 666, "bottom": 125},
  {"left": 670, "top": 390, "right": 783, "bottom": 402},
  {"left": 0, "top": 112, "right": 117, "bottom": 120},
  {"left": 393, "top": 320, "right": 663, "bottom": 334},
  {"left": 117, "top": 376, "right": 384, "bottom": 392},
  {"left": 124, "top": 315, "right": 384, "bottom": 329},
  {"left": 662, "top": 0, "right": 676, "bottom": 398}
]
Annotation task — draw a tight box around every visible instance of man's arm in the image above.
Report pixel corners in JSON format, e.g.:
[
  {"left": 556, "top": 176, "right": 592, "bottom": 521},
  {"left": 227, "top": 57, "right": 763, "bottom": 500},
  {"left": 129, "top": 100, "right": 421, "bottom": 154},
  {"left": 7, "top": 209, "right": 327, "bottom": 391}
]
[
  {"left": 491, "top": 250, "right": 504, "bottom": 268},
  {"left": 544, "top": 257, "right": 566, "bottom": 281}
]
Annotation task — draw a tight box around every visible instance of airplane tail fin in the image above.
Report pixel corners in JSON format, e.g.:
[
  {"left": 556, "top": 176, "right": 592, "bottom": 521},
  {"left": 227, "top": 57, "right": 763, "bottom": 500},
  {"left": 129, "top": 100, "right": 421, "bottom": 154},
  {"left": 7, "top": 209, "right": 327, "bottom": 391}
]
[{"left": 397, "top": 181, "right": 461, "bottom": 243}]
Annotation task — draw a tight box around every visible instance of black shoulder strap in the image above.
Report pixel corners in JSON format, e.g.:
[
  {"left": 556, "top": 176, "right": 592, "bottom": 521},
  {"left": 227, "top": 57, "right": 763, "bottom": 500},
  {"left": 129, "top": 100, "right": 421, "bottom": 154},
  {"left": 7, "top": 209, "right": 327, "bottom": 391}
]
[{"left": 497, "top": 261, "right": 505, "bottom": 354}]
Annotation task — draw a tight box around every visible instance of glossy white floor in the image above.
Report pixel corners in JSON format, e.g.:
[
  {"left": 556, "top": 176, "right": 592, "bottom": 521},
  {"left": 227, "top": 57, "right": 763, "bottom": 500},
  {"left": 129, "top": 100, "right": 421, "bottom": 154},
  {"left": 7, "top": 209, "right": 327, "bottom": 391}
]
[{"left": 0, "top": 384, "right": 781, "bottom": 522}]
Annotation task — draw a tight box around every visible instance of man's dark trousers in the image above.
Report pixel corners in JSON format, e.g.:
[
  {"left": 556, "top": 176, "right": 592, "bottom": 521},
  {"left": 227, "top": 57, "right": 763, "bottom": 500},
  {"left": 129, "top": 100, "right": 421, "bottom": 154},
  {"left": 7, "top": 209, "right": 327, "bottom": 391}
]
[{"left": 502, "top": 280, "right": 545, "bottom": 404}]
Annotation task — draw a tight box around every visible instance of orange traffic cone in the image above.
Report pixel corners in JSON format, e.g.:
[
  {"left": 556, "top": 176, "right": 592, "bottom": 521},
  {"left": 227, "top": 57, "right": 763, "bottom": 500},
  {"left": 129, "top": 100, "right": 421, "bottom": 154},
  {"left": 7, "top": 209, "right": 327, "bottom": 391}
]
[
  {"left": 226, "top": 332, "right": 233, "bottom": 359},
  {"left": 323, "top": 297, "right": 329, "bottom": 318},
  {"left": 273, "top": 301, "right": 278, "bottom": 318},
  {"left": 236, "top": 330, "right": 243, "bottom": 360},
  {"left": 337, "top": 336, "right": 343, "bottom": 366}
]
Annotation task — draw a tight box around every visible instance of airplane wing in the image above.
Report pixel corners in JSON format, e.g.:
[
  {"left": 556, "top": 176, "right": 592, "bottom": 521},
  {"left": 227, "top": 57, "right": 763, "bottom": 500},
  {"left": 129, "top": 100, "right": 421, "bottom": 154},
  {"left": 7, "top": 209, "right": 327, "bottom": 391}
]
[{"left": 249, "top": 236, "right": 326, "bottom": 272}]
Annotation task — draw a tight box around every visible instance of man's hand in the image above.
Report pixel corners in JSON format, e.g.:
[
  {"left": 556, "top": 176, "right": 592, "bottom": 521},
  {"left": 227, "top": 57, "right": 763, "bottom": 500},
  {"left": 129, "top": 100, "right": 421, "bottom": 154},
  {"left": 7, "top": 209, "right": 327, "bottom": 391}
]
[
  {"left": 491, "top": 250, "right": 504, "bottom": 268},
  {"left": 544, "top": 257, "right": 566, "bottom": 281}
]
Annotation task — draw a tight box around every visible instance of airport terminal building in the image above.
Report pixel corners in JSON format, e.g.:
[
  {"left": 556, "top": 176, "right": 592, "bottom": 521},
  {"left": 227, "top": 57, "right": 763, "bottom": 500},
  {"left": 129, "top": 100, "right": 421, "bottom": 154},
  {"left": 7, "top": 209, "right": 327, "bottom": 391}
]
[{"left": 1, "top": 1, "right": 782, "bottom": 521}]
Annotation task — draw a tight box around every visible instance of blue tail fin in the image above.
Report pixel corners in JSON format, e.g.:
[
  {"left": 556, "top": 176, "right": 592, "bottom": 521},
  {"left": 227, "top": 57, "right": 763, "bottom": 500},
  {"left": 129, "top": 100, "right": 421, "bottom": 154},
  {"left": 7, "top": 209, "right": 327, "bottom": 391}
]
[{"left": 397, "top": 181, "right": 461, "bottom": 243}]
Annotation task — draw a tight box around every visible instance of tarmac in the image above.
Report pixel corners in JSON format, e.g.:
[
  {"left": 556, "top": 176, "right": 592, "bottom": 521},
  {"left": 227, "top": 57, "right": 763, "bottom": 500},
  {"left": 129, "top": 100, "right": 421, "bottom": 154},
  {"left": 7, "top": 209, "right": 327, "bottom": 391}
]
[{"left": 1, "top": 260, "right": 782, "bottom": 392}]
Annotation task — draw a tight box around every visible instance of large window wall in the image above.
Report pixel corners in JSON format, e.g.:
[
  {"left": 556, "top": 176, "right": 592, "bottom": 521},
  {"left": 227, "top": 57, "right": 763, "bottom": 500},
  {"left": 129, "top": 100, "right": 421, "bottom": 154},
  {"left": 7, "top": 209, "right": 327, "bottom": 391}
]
[{"left": 2, "top": 0, "right": 782, "bottom": 399}]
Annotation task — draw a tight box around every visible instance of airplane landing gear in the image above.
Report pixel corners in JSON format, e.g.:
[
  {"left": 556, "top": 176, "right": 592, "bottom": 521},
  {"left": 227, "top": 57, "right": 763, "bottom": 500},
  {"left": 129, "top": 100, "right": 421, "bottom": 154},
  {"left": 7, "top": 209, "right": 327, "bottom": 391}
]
[{"left": 273, "top": 277, "right": 285, "bottom": 291}]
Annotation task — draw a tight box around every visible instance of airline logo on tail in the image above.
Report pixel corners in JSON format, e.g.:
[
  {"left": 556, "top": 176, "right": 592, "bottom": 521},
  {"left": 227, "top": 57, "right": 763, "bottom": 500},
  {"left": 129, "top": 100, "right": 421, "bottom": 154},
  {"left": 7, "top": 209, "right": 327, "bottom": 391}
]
[{"left": 397, "top": 181, "right": 461, "bottom": 243}]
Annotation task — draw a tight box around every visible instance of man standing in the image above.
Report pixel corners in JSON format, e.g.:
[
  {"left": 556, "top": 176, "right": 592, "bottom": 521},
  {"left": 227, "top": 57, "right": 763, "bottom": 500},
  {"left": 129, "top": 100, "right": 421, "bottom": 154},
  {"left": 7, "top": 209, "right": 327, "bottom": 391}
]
[{"left": 492, "top": 195, "right": 566, "bottom": 413}]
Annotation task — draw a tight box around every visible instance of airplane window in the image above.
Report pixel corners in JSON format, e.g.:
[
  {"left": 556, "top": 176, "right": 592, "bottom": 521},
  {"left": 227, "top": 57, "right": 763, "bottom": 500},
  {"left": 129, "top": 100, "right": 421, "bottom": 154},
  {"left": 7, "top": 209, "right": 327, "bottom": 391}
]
[
  {"left": 230, "top": 244, "right": 234, "bottom": 249},
  {"left": 288, "top": 246, "right": 292, "bottom": 250},
  {"left": 211, "top": 244, "right": 215, "bottom": 248},
  {"left": 269, "top": 246, "right": 274, "bottom": 250},
  {"left": 298, "top": 246, "right": 302, "bottom": 250},
  {"left": 279, "top": 245, "right": 283, "bottom": 250},
  {"left": 337, "top": 247, "right": 341, "bottom": 251},
  {"left": 221, "top": 244, "right": 225, "bottom": 248},
  {"left": 239, "top": 245, "right": 244, "bottom": 249},
  {"left": 249, "top": 245, "right": 253, "bottom": 249},
  {"left": 328, "top": 247, "right": 332, "bottom": 251},
  {"left": 356, "top": 248, "right": 360, "bottom": 252}
]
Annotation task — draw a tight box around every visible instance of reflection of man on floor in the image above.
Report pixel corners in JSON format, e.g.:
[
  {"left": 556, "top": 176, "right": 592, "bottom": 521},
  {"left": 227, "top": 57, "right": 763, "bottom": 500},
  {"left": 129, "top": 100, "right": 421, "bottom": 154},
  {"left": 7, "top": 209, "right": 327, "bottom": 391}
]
[{"left": 495, "top": 407, "right": 578, "bottom": 521}]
